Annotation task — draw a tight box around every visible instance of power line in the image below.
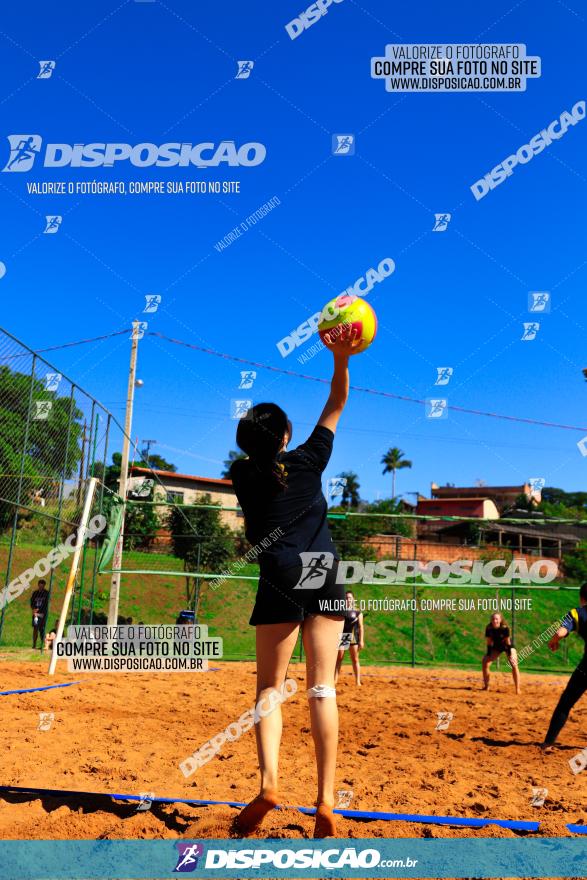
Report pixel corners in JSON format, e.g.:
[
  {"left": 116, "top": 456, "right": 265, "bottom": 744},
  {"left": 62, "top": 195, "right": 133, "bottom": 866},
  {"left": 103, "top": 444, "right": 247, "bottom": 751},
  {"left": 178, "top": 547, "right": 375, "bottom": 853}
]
[
  {"left": 148, "top": 331, "right": 587, "bottom": 433},
  {"left": 25, "top": 328, "right": 587, "bottom": 432}
]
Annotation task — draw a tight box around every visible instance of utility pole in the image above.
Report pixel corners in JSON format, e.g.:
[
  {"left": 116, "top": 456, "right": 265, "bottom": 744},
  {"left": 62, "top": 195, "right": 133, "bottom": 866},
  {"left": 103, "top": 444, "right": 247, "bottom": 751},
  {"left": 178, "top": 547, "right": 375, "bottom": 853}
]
[
  {"left": 141, "top": 438, "right": 157, "bottom": 463},
  {"left": 108, "top": 321, "right": 141, "bottom": 627}
]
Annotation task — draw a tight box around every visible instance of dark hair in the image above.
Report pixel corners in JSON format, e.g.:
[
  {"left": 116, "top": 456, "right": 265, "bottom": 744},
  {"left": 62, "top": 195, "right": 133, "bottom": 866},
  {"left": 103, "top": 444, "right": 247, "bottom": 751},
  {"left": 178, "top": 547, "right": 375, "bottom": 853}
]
[
  {"left": 38, "top": 579, "right": 47, "bottom": 587},
  {"left": 236, "top": 403, "right": 292, "bottom": 493},
  {"left": 580, "top": 583, "right": 587, "bottom": 602}
]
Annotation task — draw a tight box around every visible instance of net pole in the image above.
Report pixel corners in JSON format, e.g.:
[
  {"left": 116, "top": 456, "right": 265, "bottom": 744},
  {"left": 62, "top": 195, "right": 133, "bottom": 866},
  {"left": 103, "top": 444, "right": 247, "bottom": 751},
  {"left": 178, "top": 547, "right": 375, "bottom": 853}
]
[{"left": 48, "top": 477, "right": 98, "bottom": 675}]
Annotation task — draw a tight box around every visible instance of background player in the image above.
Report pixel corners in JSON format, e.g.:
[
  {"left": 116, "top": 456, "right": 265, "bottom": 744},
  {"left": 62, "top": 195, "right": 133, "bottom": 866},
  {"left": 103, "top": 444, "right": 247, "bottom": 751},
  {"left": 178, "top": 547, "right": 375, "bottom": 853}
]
[
  {"left": 335, "top": 590, "right": 364, "bottom": 686},
  {"left": 482, "top": 611, "right": 520, "bottom": 694}
]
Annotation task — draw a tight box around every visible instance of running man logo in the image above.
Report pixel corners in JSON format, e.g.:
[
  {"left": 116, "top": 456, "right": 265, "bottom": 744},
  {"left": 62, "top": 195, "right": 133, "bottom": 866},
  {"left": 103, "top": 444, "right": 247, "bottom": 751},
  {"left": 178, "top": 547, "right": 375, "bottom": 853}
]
[
  {"left": 426, "top": 398, "right": 448, "bottom": 419},
  {"left": 37, "top": 60, "right": 56, "bottom": 79},
  {"left": 521, "top": 322, "right": 539, "bottom": 341},
  {"left": 434, "top": 367, "right": 453, "bottom": 386},
  {"left": 131, "top": 479, "right": 154, "bottom": 499},
  {"left": 435, "top": 711, "right": 453, "bottom": 731},
  {"left": 530, "top": 786, "right": 548, "bottom": 807},
  {"left": 44, "top": 372, "right": 62, "bottom": 391},
  {"left": 327, "top": 476, "right": 347, "bottom": 503},
  {"left": 143, "top": 294, "right": 161, "bottom": 313},
  {"left": 38, "top": 712, "right": 54, "bottom": 731},
  {"left": 569, "top": 748, "right": 587, "bottom": 775},
  {"left": 131, "top": 322, "right": 148, "bottom": 340},
  {"left": 332, "top": 134, "right": 355, "bottom": 155},
  {"left": 3, "top": 135, "right": 42, "bottom": 172},
  {"left": 135, "top": 792, "right": 155, "bottom": 812},
  {"left": 239, "top": 370, "right": 256, "bottom": 390},
  {"left": 231, "top": 399, "right": 253, "bottom": 419},
  {"left": 174, "top": 842, "right": 204, "bottom": 873},
  {"left": 432, "top": 213, "right": 451, "bottom": 232},
  {"left": 337, "top": 789, "right": 354, "bottom": 808},
  {"left": 529, "top": 477, "right": 545, "bottom": 495},
  {"left": 529, "top": 291, "right": 550, "bottom": 313},
  {"left": 236, "top": 61, "right": 254, "bottom": 79},
  {"left": 44, "top": 215, "right": 62, "bottom": 234},
  {"left": 294, "top": 552, "right": 334, "bottom": 589},
  {"left": 33, "top": 401, "right": 53, "bottom": 421}
]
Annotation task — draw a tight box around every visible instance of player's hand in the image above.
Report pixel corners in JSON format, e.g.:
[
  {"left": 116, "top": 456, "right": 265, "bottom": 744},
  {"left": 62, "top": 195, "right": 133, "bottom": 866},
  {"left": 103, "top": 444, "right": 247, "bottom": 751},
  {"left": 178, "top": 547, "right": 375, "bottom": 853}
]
[
  {"left": 548, "top": 635, "right": 560, "bottom": 652},
  {"left": 332, "top": 322, "right": 361, "bottom": 358},
  {"left": 359, "top": 641, "right": 364, "bottom": 651}
]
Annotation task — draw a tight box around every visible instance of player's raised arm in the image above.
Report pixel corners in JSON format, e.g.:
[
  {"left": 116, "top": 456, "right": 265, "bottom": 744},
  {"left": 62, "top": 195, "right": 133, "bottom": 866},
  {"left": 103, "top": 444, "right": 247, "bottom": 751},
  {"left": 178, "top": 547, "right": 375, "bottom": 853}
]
[{"left": 317, "top": 327, "right": 358, "bottom": 434}]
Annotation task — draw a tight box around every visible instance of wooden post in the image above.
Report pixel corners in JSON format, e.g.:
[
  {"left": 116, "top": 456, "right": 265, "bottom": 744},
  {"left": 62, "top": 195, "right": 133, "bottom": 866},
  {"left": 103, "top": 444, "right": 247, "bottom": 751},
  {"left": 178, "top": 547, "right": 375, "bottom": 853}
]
[
  {"left": 108, "top": 322, "right": 140, "bottom": 626},
  {"left": 48, "top": 478, "right": 98, "bottom": 675}
]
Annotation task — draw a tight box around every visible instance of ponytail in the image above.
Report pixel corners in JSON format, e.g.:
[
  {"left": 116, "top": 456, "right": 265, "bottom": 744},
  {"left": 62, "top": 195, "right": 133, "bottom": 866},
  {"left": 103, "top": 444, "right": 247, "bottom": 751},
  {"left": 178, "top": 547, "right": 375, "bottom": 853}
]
[{"left": 236, "top": 403, "right": 291, "bottom": 495}]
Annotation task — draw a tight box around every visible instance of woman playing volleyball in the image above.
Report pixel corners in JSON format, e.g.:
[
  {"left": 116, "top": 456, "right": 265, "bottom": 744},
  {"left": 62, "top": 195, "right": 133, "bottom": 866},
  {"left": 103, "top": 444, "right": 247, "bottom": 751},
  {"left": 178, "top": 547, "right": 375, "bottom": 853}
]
[
  {"left": 334, "top": 590, "right": 364, "bottom": 686},
  {"left": 230, "top": 330, "right": 357, "bottom": 838},
  {"left": 482, "top": 611, "right": 521, "bottom": 694}
]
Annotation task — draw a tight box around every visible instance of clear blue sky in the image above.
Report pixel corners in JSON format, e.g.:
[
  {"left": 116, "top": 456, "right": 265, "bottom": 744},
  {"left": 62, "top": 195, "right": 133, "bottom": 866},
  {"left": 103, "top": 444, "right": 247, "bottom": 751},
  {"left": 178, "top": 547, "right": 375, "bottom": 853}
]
[{"left": 1, "top": 0, "right": 586, "bottom": 501}]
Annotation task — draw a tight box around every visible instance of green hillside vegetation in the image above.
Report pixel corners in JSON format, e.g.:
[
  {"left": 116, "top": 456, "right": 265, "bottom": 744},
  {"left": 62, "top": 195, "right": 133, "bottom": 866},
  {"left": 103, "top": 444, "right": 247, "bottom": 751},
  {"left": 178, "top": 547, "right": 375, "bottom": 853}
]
[{"left": 1, "top": 541, "right": 584, "bottom": 673}]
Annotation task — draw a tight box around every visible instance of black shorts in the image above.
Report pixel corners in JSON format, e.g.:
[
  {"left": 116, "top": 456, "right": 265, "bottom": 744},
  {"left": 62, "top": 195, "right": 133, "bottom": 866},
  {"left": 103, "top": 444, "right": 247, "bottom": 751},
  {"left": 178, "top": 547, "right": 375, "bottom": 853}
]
[
  {"left": 250, "top": 558, "right": 345, "bottom": 626},
  {"left": 486, "top": 645, "right": 513, "bottom": 659}
]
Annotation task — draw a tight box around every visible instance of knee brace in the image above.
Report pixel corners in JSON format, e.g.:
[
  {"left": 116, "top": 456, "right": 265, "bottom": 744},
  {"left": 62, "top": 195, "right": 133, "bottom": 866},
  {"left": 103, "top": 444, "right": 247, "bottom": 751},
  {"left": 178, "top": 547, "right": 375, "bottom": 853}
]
[{"left": 307, "top": 684, "right": 336, "bottom": 699}]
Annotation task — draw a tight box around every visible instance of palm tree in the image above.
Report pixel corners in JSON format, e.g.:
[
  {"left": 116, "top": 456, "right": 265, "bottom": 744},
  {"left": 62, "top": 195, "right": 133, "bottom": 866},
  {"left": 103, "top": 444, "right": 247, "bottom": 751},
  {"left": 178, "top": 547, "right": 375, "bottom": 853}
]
[
  {"left": 222, "top": 450, "right": 246, "bottom": 479},
  {"left": 338, "top": 471, "right": 361, "bottom": 508},
  {"left": 381, "top": 447, "right": 412, "bottom": 499}
]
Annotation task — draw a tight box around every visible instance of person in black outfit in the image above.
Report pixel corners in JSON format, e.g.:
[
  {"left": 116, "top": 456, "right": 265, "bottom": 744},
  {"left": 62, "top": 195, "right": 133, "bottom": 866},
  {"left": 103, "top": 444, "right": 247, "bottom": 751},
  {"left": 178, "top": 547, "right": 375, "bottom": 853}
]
[
  {"left": 482, "top": 611, "right": 520, "bottom": 694},
  {"left": 229, "top": 328, "right": 359, "bottom": 839},
  {"left": 335, "top": 590, "right": 364, "bottom": 686},
  {"left": 542, "top": 582, "right": 587, "bottom": 750},
  {"left": 30, "top": 579, "right": 49, "bottom": 650}
]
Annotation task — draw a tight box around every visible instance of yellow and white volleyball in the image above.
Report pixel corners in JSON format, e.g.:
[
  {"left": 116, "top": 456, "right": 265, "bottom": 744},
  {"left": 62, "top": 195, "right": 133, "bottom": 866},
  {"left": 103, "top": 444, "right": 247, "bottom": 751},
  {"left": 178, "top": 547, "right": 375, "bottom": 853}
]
[{"left": 318, "top": 295, "right": 377, "bottom": 355}]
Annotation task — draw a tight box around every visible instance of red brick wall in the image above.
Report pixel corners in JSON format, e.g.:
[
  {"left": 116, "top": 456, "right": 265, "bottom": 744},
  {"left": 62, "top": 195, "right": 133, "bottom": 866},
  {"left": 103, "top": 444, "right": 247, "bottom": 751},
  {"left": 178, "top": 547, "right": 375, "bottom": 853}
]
[{"left": 363, "top": 535, "right": 560, "bottom": 574}]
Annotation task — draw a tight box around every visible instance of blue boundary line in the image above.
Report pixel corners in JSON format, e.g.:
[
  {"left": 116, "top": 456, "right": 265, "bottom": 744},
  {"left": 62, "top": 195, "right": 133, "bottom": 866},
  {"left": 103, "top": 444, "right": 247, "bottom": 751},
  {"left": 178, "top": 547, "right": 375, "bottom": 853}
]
[
  {"left": 0, "top": 682, "right": 82, "bottom": 696},
  {"left": 0, "top": 785, "right": 541, "bottom": 830}
]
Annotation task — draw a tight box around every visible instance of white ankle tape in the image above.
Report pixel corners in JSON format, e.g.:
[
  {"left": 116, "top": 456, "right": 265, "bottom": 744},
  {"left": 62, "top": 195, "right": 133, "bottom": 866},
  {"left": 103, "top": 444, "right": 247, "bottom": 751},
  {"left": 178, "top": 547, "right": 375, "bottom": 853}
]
[{"left": 307, "top": 684, "right": 336, "bottom": 699}]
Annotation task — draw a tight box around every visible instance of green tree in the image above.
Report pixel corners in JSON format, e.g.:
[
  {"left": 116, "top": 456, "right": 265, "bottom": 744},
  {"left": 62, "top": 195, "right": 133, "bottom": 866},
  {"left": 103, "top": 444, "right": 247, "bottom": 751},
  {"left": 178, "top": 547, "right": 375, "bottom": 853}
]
[
  {"left": 145, "top": 454, "right": 177, "bottom": 472},
  {"left": 562, "top": 543, "right": 587, "bottom": 582},
  {"left": 381, "top": 447, "right": 412, "bottom": 499},
  {"left": 0, "top": 365, "right": 83, "bottom": 530},
  {"left": 338, "top": 471, "right": 361, "bottom": 508},
  {"left": 123, "top": 500, "right": 161, "bottom": 551},
  {"left": 221, "top": 450, "right": 246, "bottom": 478}
]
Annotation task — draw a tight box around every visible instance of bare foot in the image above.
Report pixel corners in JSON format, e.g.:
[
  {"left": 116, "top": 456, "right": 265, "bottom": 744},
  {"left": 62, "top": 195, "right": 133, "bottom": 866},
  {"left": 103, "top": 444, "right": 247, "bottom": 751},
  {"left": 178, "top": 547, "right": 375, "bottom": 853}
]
[
  {"left": 233, "top": 791, "right": 278, "bottom": 835},
  {"left": 314, "top": 803, "right": 337, "bottom": 838}
]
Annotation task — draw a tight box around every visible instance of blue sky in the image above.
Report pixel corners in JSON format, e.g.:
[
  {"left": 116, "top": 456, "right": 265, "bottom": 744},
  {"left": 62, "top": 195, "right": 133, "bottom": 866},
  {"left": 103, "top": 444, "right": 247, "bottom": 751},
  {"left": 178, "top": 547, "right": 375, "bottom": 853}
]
[{"left": 0, "top": 0, "right": 586, "bottom": 501}]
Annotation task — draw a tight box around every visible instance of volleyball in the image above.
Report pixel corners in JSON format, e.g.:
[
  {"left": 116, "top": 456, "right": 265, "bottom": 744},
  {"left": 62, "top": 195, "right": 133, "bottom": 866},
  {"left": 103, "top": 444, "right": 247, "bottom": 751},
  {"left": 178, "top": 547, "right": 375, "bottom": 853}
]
[{"left": 318, "top": 294, "right": 377, "bottom": 355}]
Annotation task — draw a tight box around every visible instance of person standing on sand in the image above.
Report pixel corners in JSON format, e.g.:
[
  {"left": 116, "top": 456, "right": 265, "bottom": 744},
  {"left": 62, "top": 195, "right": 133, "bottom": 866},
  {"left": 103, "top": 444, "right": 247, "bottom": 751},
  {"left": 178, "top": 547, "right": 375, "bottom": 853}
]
[
  {"left": 229, "top": 330, "right": 358, "bottom": 839},
  {"left": 482, "top": 611, "right": 521, "bottom": 694},
  {"left": 335, "top": 590, "right": 364, "bottom": 686}
]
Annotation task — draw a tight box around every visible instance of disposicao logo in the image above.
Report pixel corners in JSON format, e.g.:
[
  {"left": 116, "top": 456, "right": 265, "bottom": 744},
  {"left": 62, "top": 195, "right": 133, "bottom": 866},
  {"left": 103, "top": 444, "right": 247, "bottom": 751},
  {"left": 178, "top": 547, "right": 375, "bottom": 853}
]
[{"left": 3, "top": 136, "right": 266, "bottom": 171}]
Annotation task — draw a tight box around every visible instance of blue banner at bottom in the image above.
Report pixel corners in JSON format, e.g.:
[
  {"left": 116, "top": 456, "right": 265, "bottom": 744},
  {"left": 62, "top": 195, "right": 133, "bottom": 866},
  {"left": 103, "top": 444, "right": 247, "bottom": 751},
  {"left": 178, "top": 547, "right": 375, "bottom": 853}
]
[{"left": 0, "top": 838, "right": 586, "bottom": 878}]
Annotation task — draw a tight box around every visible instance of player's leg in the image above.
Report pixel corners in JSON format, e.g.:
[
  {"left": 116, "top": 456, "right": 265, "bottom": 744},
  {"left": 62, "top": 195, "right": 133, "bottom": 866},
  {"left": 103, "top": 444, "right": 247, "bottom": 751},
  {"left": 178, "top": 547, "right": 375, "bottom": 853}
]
[
  {"left": 543, "top": 663, "right": 587, "bottom": 747},
  {"left": 334, "top": 646, "right": 344, "bottom": 684},
  {"left": 234, "top": 621, "right": 299, "bottom": 833},
  {"left": 507, "top": 648, "right": 521, "bottom": 694},
  {"left": 302, "top": 613, "right": 344, "bottom": 837},
  {"left": 482, "top": 653, "right": 492, "bottom": 689},
  {"left": 349, "top": 643, "right": 361, "bottom": 686}
]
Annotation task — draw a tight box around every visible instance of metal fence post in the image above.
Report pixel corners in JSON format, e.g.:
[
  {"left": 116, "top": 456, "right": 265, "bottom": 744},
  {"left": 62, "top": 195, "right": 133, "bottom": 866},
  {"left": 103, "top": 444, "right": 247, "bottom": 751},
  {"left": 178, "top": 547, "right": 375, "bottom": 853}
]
[{"left": 0, "top": 355, "right": 37, "bottom": 643}]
